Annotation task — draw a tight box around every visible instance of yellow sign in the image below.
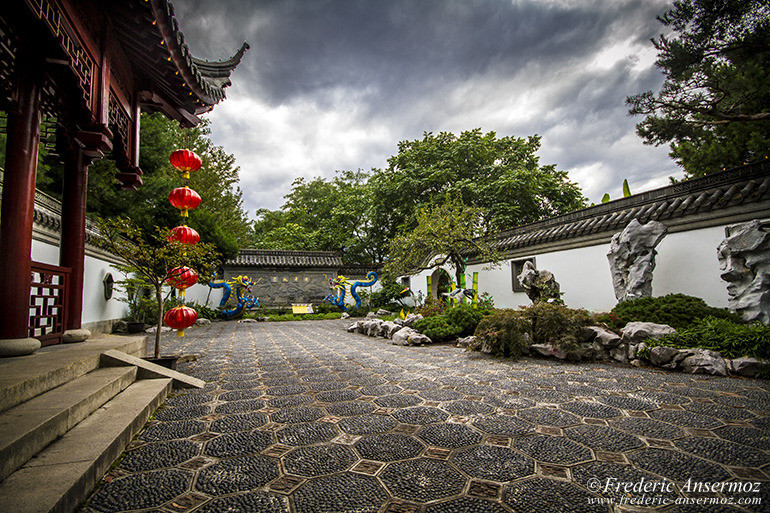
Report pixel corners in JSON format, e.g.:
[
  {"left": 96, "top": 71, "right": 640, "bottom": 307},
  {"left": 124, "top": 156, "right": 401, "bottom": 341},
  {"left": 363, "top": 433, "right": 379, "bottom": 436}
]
[{"left": 292, "top": 304, "right": 314, "bottom": 314}]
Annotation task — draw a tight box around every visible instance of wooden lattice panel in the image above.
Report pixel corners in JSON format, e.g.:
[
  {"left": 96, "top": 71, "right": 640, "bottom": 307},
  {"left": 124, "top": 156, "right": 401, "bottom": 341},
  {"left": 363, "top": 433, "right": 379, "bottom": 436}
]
[{"left": 29, "top": 261, "right": 69, "bottom": 346}]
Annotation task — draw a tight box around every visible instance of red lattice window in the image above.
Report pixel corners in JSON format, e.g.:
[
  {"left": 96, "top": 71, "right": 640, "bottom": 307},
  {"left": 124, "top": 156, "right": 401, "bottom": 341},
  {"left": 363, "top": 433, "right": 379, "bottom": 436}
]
[{"left": 29, "top": 261, "right": 70, "bottom": 346}]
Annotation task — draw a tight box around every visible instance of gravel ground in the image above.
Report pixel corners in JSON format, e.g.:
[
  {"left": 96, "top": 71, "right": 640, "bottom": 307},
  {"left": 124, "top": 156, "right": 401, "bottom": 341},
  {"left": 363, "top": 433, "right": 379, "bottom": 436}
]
[{"left": 80, "top": 319, "right": 770, "bottom": 513}]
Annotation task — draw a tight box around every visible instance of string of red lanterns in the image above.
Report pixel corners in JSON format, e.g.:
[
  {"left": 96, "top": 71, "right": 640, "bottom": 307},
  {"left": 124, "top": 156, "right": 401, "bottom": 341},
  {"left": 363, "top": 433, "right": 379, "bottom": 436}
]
[{"left": 164, "top": 148, "right": 203, "bottom": 337}]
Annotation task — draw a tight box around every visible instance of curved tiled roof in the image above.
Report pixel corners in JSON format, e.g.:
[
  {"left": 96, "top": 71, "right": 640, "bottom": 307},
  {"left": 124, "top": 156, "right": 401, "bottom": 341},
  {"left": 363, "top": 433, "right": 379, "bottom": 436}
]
[
  {"left": 107, "top": 0, "right": 248, "bottom": 119},
  {"left": 231, "top": 250, "right": 343, "bottom": 268},
  {"left": 487, "top": 160, "right": 770, "bottom": 256}
]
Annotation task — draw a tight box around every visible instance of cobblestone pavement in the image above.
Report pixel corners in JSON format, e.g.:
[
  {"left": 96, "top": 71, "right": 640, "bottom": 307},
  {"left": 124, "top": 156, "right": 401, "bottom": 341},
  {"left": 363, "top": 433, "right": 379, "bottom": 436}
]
[{"left": 81, "top": 320, "right": 770, "bottom": 513}]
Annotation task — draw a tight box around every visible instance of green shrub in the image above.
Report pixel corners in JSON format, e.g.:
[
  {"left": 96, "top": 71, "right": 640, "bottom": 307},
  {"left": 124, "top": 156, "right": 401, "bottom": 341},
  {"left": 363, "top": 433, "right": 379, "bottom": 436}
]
[
  {"left": 444, "top": 303, "right": 485, "bottom": 337},
  {"left": 474, "top": 309, "right": 531, "bottom": 359},
  {"left": 414, "top": 315, "right": 462, "bottom": 342},
  {"left": 371, "top": 281, "right": 408, "bottom": 308},
  {"left": 472, "top": 304, "right": 594, "bottom": 360},
  {"left": 346, "top": 306, "right": 369, "bottom": 317},
  {"left": 649, "top": 317, "right": 770, "bottom": 360},
  {"left": 610, "top": 294, "right": 742, "bottom": 331},
  {"left": 313, "top": 302, "right": 337, "bottom": 314},
  {"left": 417, "top": 298, "right": 449, "bottom": 318},
  {"left": 523, "top": 302, "right": 593, "bottom": 349}
]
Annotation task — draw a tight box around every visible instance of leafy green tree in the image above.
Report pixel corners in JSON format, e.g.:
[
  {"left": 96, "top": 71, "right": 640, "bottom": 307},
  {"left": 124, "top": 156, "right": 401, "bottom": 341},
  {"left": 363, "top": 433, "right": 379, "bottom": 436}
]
[
  {"left": 97, "top": 217, "right": 221, "bottom": 358},
  {"left": 385, "top": 194, "right": 501, "bottom": 287},
  {"left": 251, "top": 170, "right": 377, "bottom": 264},
  {"left": 627, "top": 0, "right": 770, "bottom": 176},
  {"left": 370, "top": 129, "right": 586, "bottom": 251}
]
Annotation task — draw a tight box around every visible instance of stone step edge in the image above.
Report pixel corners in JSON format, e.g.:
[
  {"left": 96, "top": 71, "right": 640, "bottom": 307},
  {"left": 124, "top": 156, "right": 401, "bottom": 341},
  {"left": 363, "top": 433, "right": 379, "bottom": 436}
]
[
  {"left": 0, "top": 378, "right": 173, "bottom": 513},
  {"left": 0, "top": 335, "right": 146, "bottom": 414},
  {"left": 100, "top": 349, "right": 205, "bottom": 389},
  {"left": 0, "top": 366, "right": 138, "bottom": 482}
]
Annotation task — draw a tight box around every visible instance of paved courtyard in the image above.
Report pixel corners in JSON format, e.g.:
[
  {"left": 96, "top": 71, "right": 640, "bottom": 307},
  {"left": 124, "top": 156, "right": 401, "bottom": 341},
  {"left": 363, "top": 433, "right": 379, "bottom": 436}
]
[{"left": 81, "top": 320, "right": 769, "bottom": 512}]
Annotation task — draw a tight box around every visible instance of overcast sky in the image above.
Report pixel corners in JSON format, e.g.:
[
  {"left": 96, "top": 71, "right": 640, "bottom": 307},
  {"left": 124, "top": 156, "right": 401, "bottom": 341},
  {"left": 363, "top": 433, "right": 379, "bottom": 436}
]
[{"left": 171, "top": 0, "right": 679, "bottom": 217}]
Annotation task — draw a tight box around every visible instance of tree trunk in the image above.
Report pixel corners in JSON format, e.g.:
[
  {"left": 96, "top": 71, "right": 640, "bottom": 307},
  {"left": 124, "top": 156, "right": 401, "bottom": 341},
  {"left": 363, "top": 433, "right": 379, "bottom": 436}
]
[{"left": 155, "top": 288, "right": 163, "bottom": 359}]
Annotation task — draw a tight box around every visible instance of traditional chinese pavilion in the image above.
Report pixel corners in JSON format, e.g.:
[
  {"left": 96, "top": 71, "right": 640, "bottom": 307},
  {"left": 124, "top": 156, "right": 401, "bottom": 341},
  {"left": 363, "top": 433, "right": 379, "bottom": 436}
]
[{"left": 0, "top": 0, "right": 247, "bottom": 355}]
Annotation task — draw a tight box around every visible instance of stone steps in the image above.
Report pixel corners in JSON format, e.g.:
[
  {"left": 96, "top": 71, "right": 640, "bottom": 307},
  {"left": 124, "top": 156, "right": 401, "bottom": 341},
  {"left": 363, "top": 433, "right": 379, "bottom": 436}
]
[
  {"left": 0, "top": 378, "right": 173, "bottom": 513},
  {"left": 0, "top": 366, "right": 138, "bottom": 481},
  {"left": 0, "top": 335, "right": 204, "bottom": 513}
]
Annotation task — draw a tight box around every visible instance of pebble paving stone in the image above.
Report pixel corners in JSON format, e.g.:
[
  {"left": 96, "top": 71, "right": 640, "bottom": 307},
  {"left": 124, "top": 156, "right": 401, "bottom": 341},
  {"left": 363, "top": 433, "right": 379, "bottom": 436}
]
[
  {"left": 512, "top": 434, "right": 593, "bottom": 465},
  {"left": 472, "top": 414, "right": 535, "bottom": 436},
  {"left": 354, "top": 433, "right": 425, "bottom": 461},
  {"left": 89, "top": 469, "right": 191, "bottom": 512},
  {"left": 627, "top": 447, "right": 733, "bottom": 482},
  {"left": 380, "top": 458, "right": 467, "bottom": 502},
  {"left": 417, "top": 422, "right": 483, "bottom": 448},
  {"left": 138, "top": 419, "right": 205, "bottom": 441},
  {"left": 80, "top": 320, "right": 770, "bottom": 513},
  {"left": 195, "top": 455, "right": 280, "bottom": 495},
  {"left": 292, "top": 473, "right": 387, "bottom": 513},
  {"left": 452, "top": 444, "right": 535, "bottom": 481},
  {"left": 425, "top": 496, "right": 511, "bottom": 512},
  {"left": 674, "top": 436, "right": 770, "bottom": 467},
  {"left": 194, "top": 491, "right": 289, "bottom": 513},
  {"left": 117, "top": 440, "right": 199, "bottom": 472},
  {"left": 517, "top": 407, "right": 581, "bottom": 427},
  {"left": 276, "top": 421, "right": 339, "bottom": 446},
  {"left": 338, "top": 413, "right": 399, "bottom": 435},
  {"left": 564, "top": 424, "right": 645, "bottom": 452},
  {"left": 393, "top": 406, "right": 449, "bottom": 425},
  {"left": 203, "top": 430, "right": 273, "bottom": 457},
  {"left": 503, "top": 477, "right": 599, "bottom": 513}
]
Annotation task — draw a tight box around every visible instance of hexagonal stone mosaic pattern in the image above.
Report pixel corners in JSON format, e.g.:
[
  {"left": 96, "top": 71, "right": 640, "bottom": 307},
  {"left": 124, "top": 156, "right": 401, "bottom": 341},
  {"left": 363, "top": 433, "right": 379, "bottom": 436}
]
[{"left": 81, "top": 320, "right": 770, "bottom": 513}]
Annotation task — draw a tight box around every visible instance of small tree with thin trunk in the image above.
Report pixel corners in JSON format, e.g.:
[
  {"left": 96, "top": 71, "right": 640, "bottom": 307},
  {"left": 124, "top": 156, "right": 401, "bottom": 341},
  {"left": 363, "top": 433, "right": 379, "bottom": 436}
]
[
  {"left": 97, "top": 217, "right": 221, "bottom": 358},
  {"left": 384, "top": 193, "right": 501, "bottom": 288}
]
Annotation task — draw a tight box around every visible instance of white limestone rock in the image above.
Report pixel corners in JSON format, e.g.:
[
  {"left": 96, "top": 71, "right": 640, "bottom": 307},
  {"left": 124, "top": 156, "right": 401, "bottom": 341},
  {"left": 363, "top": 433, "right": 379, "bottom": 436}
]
[
  {"left": 680, "top": 349, "right": 728, "bottom": 376},
  {"left": 607, "top": 219, "right": 667, "bottom": 301},
  {"left": 717, "top": 220, "right": 770, "bottom": 324}
]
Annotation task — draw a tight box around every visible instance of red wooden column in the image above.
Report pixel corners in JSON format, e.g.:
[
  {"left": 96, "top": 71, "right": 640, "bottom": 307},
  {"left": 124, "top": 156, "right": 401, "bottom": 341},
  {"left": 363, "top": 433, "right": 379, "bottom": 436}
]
[
  {"left": 59, "top": 146, "right": 89, "bottom": 334},
  {"left": 0, "top": 53, "right": 44, "bottom": 356}
]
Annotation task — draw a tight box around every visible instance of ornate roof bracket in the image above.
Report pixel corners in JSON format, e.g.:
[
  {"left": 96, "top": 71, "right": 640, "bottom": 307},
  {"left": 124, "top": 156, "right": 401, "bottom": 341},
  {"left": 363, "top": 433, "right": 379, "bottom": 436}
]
[{"left": 138, "top": 90, "right": 199, "bottom": 128}]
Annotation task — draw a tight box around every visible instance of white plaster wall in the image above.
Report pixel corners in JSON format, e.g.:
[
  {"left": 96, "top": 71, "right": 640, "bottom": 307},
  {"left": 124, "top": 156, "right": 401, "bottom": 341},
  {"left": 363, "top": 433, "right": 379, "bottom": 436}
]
[
  {"left": 31, "top": 239, "right": 128, "bottom": 324},
  {"left": 404, "top": 223, "right": 741, "bottom": 313},
  {"left": 185, "top": 283, "right": 223, "bottom": 309},
  {"left": 81, "top": 254, "right": 129, "bottom": 324},
  {"left": 652, "top": 225, "right": 730, "bottom": 307}
]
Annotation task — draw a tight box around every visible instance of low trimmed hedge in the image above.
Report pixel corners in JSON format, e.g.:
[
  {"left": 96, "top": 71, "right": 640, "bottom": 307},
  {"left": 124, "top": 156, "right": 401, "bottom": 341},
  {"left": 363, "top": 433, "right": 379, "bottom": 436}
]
[{"left": 598, "top": 294, "right": 742, "bottom": 331}]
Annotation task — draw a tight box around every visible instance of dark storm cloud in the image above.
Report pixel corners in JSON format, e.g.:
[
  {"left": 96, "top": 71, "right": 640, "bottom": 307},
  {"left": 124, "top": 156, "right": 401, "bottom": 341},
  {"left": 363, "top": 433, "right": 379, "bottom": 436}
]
[{"left": 170, "top": 0, "right": 677, "bottom": 212}]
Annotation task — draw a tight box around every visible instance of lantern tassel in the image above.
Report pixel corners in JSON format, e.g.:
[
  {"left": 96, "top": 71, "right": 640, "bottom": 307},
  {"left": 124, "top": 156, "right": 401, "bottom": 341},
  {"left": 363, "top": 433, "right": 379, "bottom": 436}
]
[
  {"left": 177, "top": 329, "right": 185, "bottom": 337},
  {"left": 181, "top": 209, "right": 188, "bottom": 217}
]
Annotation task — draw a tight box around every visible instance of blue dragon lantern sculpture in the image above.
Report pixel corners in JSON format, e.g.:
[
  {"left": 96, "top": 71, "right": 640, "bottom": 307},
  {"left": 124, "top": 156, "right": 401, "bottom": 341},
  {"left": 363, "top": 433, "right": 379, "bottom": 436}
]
[
  {"left": 208, "top": 275, "right": 261, "bottom": 320},
  {"left": 324, "top": 271, "right": 378, "bottom": 311}
]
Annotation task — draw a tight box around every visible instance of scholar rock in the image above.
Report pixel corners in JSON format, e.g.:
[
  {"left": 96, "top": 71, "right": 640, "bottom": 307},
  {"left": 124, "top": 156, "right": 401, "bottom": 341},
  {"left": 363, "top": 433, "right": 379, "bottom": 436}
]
[
  {"left": 517, "top": 260, "right": 561, "bottom": 303},
  {"left": 530, "top": 343, "right": 556, "bottom": 357},
  {"left": 583, "top": 326, "right": 622, "bottom": 348},
  {"left": 376, "top": 309, "right": 393, "bottom": 316},
  {"left": 341, "top": 312, "right": 350, "bottom": 319},
  {"left": 392, "top": 327, "right": 418, "bottom": 346},
  {"left": 607, "top": 219, "right": 667, "bottom": 301},
  {"left": 407, "top": 332, "right": 432, "bottom": 345},
  {"left": 456, "top": 335, "right": 477, "bottom": 348},
  {"left": 620, "top": 322, "right": 676, "bottom": 345},
  {"left": 717, "top": 220, "right": 770, "bottom": 324},
  {"left": 731, "top": 357, "right": 765, "bottom": 377},
  {"left": 194, "top": 318, "right": 211, "bottom": 326},
  {"left": 648, "top": 346, "right": 682, "bottom": 367},
  {"left": 680, "top": 349, "right": 728, "bottom": 376},
  {"left": 380, "top": 321, "right": 403, "bottom": 339}
]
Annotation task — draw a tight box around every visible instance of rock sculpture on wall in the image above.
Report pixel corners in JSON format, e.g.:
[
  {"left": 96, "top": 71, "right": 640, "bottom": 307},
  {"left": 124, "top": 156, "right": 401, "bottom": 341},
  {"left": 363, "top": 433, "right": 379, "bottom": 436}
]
[
  {"left": 717, "top": 220, "right": 770, "bottom": 324},
  {"left": 607, "top": 218, "right": 668, "bottom": 302},
  {"left": 516, "top": 260, "right": 561, "bottom": 303}
]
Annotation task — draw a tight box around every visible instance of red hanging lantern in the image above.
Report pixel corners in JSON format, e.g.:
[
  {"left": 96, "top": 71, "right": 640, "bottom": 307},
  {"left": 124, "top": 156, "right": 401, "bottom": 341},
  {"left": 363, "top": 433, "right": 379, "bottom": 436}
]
[
  {"left": 169, "top": 149, "right": 202, "bottom": 177},
  {"left": 168, "top": 187, "right": 201, "bottom": 217},
  {"left": 164, "top": 305, "right": 198, "bottom": 337},
  {"left": 168, "top": 225, "right": 200, "bottom": 245},
  {"left": 166, "top": 266, "right": 199, "bottom": 290}
]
